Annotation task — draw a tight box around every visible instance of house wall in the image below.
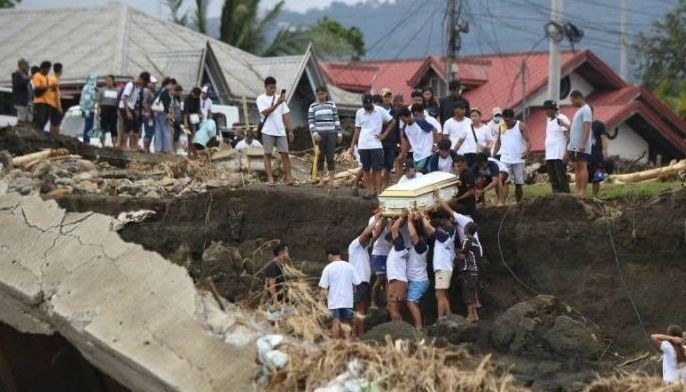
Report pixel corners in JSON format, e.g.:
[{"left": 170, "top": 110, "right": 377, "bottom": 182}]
[
  {"left": 607, "top": 123, "right": 649, "bottom": 162},
  {"left": 528, "top": 72, "right": 595, "bottom": 108}
]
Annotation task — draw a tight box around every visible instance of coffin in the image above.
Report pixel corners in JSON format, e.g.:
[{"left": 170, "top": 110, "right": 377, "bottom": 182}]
[{"left": 378, "top": 171, "right": 459, "bottom": 216}]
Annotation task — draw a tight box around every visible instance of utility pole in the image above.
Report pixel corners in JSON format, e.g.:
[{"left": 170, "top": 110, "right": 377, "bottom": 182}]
[
  {"left": 619, "top": 0, "right": 628, "bottom": 81},
  {"left": 547, "top": 0, "right": 563, "bottom": 101},
  {"left": 445, "top": 0, "right": 468, "bottom": 82}
]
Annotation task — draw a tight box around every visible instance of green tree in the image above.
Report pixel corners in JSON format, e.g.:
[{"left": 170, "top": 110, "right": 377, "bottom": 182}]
[
  {"left": 263, "top": 17, "right": 366, "bottom": 60},
  {"left": 166, "top": 0, "right": 188, "bottom": 26},
  {"left": 219, "top": 0, "right": 284, "bottom": 54},
  {"left": 193, "top": 0, "right": 208, "bottom": 34},
  {"left": 635, "top": 0, "right": 686, "bottom": 115},
  {"left": 0, "top": 0, "right": 21, "bottom": 8}
]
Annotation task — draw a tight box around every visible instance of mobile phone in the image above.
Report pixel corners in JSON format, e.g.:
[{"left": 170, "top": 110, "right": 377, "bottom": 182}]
[{"left": 280, "top": 89, "right": 286, "bottom": 96}]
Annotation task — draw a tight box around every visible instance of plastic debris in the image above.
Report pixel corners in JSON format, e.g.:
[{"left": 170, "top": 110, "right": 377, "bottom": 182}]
[
  {"left": 313, "top": 359, "right": 378, "bottom": 392},
  {"left": 256, "top": 334, "right": 290, "bottom": 384},
  {"left": 111, "top": 209, "right": 156, "bottom": 231}
]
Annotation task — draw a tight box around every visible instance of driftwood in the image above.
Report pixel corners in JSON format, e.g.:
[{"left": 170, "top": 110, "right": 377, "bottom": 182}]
[
  {"left": 11, "top": 149, "right": 69, "bottom": 167},
  {"left": 608, "top": 160, "right": 686, "bottom": 184}
]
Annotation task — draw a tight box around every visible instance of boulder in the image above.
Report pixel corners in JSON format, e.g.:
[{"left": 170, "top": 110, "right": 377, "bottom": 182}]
[
  {"left": 434, "top": 314, "right": 481, "bottom": 345},
  {"left": 169, "top": 243, "right": 193, "bottom": 269},
  {"left": 542, "top": 316, "right": 603, "bottom": 360},
  {"left": 362, "top": 321, "right": 424, "bottom": 343},
  {"left": 202, "top": 241, "right": 243, "bottom": 277},
  {"left": 77, "top": 180, "right": 99, "bottom": 194},
  {"left": 240, "top": 239, "right": 277, "bottom": 275}
]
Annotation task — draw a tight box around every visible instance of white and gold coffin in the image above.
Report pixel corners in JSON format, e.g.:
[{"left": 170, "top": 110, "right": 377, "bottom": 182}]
[{"left": 378, "top": 171, "right": 459, "bottom": 216}]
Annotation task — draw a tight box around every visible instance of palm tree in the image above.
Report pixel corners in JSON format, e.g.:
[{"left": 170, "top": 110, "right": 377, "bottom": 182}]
[
  {"left": 219, "top": 0, "right": 284, "bottom": 54},
  {"left": 166, "top": 0, "right": 188, "bottom": 26},
  {"left": 193, "top": 0, "right": 209, "bottom": 34}
]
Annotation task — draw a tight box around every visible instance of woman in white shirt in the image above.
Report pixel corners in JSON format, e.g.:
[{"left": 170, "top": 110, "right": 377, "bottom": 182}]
[
  {"left": 651, "top": 325, "right": 686, "bottom": 384},
  {"left": 470, "top": 108, "right": 493, "bottom": 154}
]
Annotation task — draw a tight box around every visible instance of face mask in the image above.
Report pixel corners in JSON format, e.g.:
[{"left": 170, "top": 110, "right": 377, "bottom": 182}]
[{"left": 493, "top": 115, "right": 502, "bottom": 123}]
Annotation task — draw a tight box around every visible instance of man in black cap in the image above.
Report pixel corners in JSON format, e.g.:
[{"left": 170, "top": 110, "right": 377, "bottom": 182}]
[
  {"left": 439, "top": 80, "right": 471, "bottom": 125},
  {"left": 11, "top": 58, "right": 32, "bottom": 124},
  {"left": 543, "top": 100, "right": 571, "bottom": 193},
  {"left": 350, "top": 94, "right": 395, "bottom": 199}
]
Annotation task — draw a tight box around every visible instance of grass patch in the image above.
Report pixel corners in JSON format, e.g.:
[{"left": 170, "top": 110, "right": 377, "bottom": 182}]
[{"left": 516, "top": 181, "right": 683, "bottom": 202}]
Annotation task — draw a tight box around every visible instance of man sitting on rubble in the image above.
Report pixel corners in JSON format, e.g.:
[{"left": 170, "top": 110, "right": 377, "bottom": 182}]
[
  {"left": 472, "top": 152, "right": 509, "bottom": 207},
  {"left": 319, "top": 245, "right": 362, "bottom": 339}
]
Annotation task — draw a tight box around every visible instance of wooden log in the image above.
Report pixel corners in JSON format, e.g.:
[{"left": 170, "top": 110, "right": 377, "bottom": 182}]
[
  {"left": 608, "top": 160, "right": 686, "bottom": 183},
  {"left": 11, "top": 149, "right": 51, "bottom": 167}
]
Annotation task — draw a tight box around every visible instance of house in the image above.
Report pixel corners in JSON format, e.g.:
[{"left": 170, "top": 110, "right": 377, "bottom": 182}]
[
  {"left": 322, "top": 51, "right": 686, "bottom": 164},
  {"left": 0, "top": 2, "right": 334, "bottom": 128}
]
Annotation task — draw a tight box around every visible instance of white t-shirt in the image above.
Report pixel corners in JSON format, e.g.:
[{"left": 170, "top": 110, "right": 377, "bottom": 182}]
[
  {"left": 432, "top": 228, "right": 454, "bottom": 272},
  {"left": 452, "top": 212, "right": 483, "bottom": 256},
  {"left": 355, "top": 105, "right": 393, "bottom": 150},
  {"left": 403, "top": 121, "right": 434, "bottom": 161},
  {"left": 348, "top": 238, "right": 371, "bottom": 283},
  {"left": 437, "top": 155, "right": 453, "bottom": 173},
  {"left": 386, "top": 245, "right": 408, "bottom": 282},
  {"left": 201, "top": 97, "right": 213, "bottom": 121},
  {"left": 569, "top": 104, "right": 593, "bottom": 153},
  {"left": 661, "top": 341, "right": 686, "bottom": 383},
  {"left": 426, "top": 115, "right": 442, "bottom": 134},
  {"left": 406, "top": 242, "right": 429, "bottom": 282},
  {"left": 118, "top": 81, "right": 141, "bottom": 110},
  {"left": 474, "top": 124, "right": 494, "bottom": 152},
  {"left": 545, "top": 114, "right": 570, "bottom": 161},
  {"left": 368, "top": 216, "right": 391, "bottom": 256},
  {"left": 399, "top": 172, "right": 424, "bottom": 183},
  {"left": 257, "top": 93, "right": 290, "bottom": 137},
  {"left": 235, "top": 138, "right": 263, "bottom": 152},
  {"left": 318, "top": 260, "right": 361, "bottom": 310},
  {"left": 442, "top": 117, "right": 473, "bottom": 152}
]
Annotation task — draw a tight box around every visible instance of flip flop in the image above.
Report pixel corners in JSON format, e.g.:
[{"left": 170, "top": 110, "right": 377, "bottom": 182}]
[{"left": 267, "top": 181, "right": 275, "bottom": 187}]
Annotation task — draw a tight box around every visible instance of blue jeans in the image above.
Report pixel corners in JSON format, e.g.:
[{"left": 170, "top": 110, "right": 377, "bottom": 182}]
[
  {"left": 83, "top": 112, "right": 94, "bottom": 144},
  {"left": 142, "top": 114, "right": 155, "bottom": 143},
  {"left": 153, "top": 112, "right": 172, "bottom": 153}
]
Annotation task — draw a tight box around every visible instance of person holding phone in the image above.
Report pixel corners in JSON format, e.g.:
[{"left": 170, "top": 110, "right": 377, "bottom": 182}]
[
  {"left": 256, "top": 76, "right": 295, "bottom": 186},
  {"left": 543, "top": 100, "right": 570, "bottom": 193}
]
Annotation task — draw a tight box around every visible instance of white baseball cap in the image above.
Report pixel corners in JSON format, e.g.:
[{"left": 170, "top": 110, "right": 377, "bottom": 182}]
[
  {"left": 149, "top": 75, "right": 158, "bottom": 84},
  {"left": 201, "top": 86, "right": 209, "bottom": 94}
]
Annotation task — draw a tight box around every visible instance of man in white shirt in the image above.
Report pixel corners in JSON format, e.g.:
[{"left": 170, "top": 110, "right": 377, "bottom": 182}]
[
  {"left": 256, "top": 76, "right": 295, "bottom": 186},
  {"left": 350, "top": 94, "right": 395, "bottom": 199},
  {"left": 234, "top": 131, "right": 263, "bottom": 152},
  {"left": 349, "top": 214, "right": 381, "bottom": 337},
  {"left": 493, "top": 109, "right": 531, "bottom": 203},
  {"left": 117, "top": 71, "right": 150, "bottom": 150},
  {"left": 542, "top": 100, "right": 571, "bottom": 194},
  {"left": 319, "top": 245, "right": 361, "bottom": 339},
  {"left": 398, "top": 105, "right": 437, "bottom": 173},
  {"left": 442, "top": 102, "right": 474, "bottom": 161},
  {"left": 567, "top": 90, "right": 593, "bottom": 197},
  {"left": 200, "top": 86, "right": 212, "bottom": 122}
]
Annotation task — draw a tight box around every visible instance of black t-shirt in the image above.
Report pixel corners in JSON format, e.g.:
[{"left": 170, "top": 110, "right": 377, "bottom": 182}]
[
  {"left": 384, "top": 107, "right": 401, "bottom": 148},
  {"left": 265, "top": 260, "right": 287, "bottom": 302},
  {"left": 183, "top": 95, "right": 201, "bottom": 117},
  {"left": 457, "top": 169, "right": 476, "bottom": 213},
  {"left": 590, "top": 121, "right": 607, "bottom": 163}
]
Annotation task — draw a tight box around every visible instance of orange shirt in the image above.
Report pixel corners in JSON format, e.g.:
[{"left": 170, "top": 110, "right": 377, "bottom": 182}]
[
  {"left": 32, "top": 73, "right": 49, "bottom": 105},
  {"left": 44, "top": 74, "right": 61, "bottom": 109}
]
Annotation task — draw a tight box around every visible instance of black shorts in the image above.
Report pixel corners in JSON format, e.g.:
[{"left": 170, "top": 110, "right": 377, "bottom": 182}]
[
  {"left": 460, "top": 272, "right": 478, "bottom": 305},
  {"left": 100, "top": 106, "right": 119, "bottom": 137},
  {"left": 569, "top": 151, "right": 591, "bottom": 162},
  {"left": 358, "top": 148, "right": 384, "bottom": 171},
  {"left": 48, "top": 106, "right": 63, "bottom": 125},
  {"left": 382, "top": 145, "right": 397, "bottom": 171},
  {"left": 120, "top": 109, "right": 139, "bottom": 133},
  {"left": 172, "top": 121, "right": 183, "bottom": 142},
  {"left": 354, "top": 282, "right": 371, "bottom": 305}
]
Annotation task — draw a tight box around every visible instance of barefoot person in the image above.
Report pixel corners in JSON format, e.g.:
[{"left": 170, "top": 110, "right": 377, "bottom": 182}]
[
  {"left": 386, "top": 216, "right": 408, "bottom": 321},
  {"left": 319, "top": 245, "right": 361, "bottom": 339},
  {"left": 406, "top": 212, "right": 429, "bottom": 330},
  {"left": 651, "top": 325, "right": 686, "bottom": 384},
  {"left": 421, "top": 210, "right": 455, "bottom": 318},
  {"left": 348, "top": 215, "right": 381, "bottom": 337},
  {"left": 568, "top": 90, "right": 593, "bottom": 197},
  {"left": 457, "top": 222, "right": 481, "bottom": 322}
]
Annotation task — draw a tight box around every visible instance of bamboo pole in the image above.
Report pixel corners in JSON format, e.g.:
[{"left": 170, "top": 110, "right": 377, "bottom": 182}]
[{"left": 607, "top": 160, "right": 686, "bottom": 183}]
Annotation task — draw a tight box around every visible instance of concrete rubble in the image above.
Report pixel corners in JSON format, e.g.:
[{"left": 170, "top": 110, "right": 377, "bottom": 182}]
[{"left": 0, "top": 193, "right": 266, "bottom": 392}]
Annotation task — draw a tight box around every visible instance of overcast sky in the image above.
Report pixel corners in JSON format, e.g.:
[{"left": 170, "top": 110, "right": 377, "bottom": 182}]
[{"left": 16, "top": 0, "right": 368, "bottom": 16}]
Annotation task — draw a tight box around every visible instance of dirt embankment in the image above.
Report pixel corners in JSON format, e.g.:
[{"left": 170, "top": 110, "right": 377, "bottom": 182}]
[{"left": 55, "top": 186, "right": 686, "bottom": 355}]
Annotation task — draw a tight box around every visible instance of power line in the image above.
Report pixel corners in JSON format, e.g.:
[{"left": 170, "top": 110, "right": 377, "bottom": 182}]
[{"left": 365, "top": 0, "right": 428, "bottom": 54}]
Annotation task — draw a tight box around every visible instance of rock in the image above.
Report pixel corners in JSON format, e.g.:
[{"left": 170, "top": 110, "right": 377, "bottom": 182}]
[
  {"left": 117, "top": 179, "right": 140, "bottom": 195},
  {"left": 169, "top": 243, "right": 193, "bottom": 269},
  {"left": 40, "top": 174, "right": 57, "bottom": 194},
  {"left": 237, "top": 238, "right": 269, "bottom": 259},
  {"left": 73, "top": 171, "right": 96, "bottom": 182},
  {"left": 161, "top": 177, "right": 176, "bottom": 188},
  {"left": 362, "top": 321, "right": 424, "bottom": 343},
  {"left": 0, "top": 150, "right": 12, "bottom": 172},
  {"left": 202, "top": 241, "right": 243, "bottom": 278},
  {"left": 171, "top": 177, "right": 191, "bottom": 194},
  {"left": 46, "top": 187, "right": 73, "bottom": 197},
  {"left": 434, "top": 314, "right": 481, "bottom": 345},
  {"left": 0, "top": 180, "right": 8, "bottom": 195},
  {"left": 73, "top": 159, "right": 97, "bottom": 173},
  {"left": 54, "top": 177, "right": 74, "bottom": 187},
  {"left": 10, "top": 177, "right": 37, "bottom": 194},
  {"left": 542, "top": 316, "right": 603, "bottom": 360},
  {"left": 242, "top": 239, "right": 276, "bottom": 275},
  {"left": 77, "top": 180, "right": 98, "bottom": 193},
  {"left": 145, "top": 190, "right": 161, "bottom": 198}
]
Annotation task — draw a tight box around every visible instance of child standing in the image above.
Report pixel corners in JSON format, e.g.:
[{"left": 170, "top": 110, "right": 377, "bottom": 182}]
[{"left": 458, "top": 222, "right": 481, "bottom": 322}]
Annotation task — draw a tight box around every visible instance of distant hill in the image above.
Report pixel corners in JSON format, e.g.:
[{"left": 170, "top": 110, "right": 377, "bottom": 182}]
[{"left": 207, "top": 0, "right": 674, "bottom": 82}]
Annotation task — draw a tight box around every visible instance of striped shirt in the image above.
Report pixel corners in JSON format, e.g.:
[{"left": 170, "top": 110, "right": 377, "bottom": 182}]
[{"left": 308, "top": 101, "right": 341, "bottom": 134}]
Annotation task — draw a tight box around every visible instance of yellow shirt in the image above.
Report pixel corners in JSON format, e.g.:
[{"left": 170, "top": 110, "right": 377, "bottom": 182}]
[
  {"left": 32, "top": 73, "right": 49, "bottom": 105},
  {"left": 44, "top": 74, "right": 61, "bottom": 109}
]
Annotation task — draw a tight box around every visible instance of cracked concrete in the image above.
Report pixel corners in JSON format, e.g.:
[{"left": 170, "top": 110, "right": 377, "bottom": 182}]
[{"left": 0, "top": 194, "right": 260, "bottom": 392}]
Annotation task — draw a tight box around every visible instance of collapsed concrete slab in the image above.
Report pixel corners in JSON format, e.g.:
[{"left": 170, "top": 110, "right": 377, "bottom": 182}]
[{"left": 0, "top": 194, "right": 260, "bottom": 392}]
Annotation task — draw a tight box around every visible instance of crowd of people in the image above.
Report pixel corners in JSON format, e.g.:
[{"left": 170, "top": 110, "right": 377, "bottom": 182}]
[
  {"left": 11, "top": 58, "right": 219, "bottom": 155},
  {"left": 266, "top": 191, "right": 482, "bottom": 339}
]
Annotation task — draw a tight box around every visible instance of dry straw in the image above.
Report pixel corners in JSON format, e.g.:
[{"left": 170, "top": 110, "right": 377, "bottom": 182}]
[{"left": 584, "top": 373, "right": 686, "bottom": 392}]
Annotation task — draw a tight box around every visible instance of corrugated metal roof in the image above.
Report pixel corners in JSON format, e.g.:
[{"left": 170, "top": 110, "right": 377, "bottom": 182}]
[{"left": 0, "top": 2, "right": 308, "bottom": 101}]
